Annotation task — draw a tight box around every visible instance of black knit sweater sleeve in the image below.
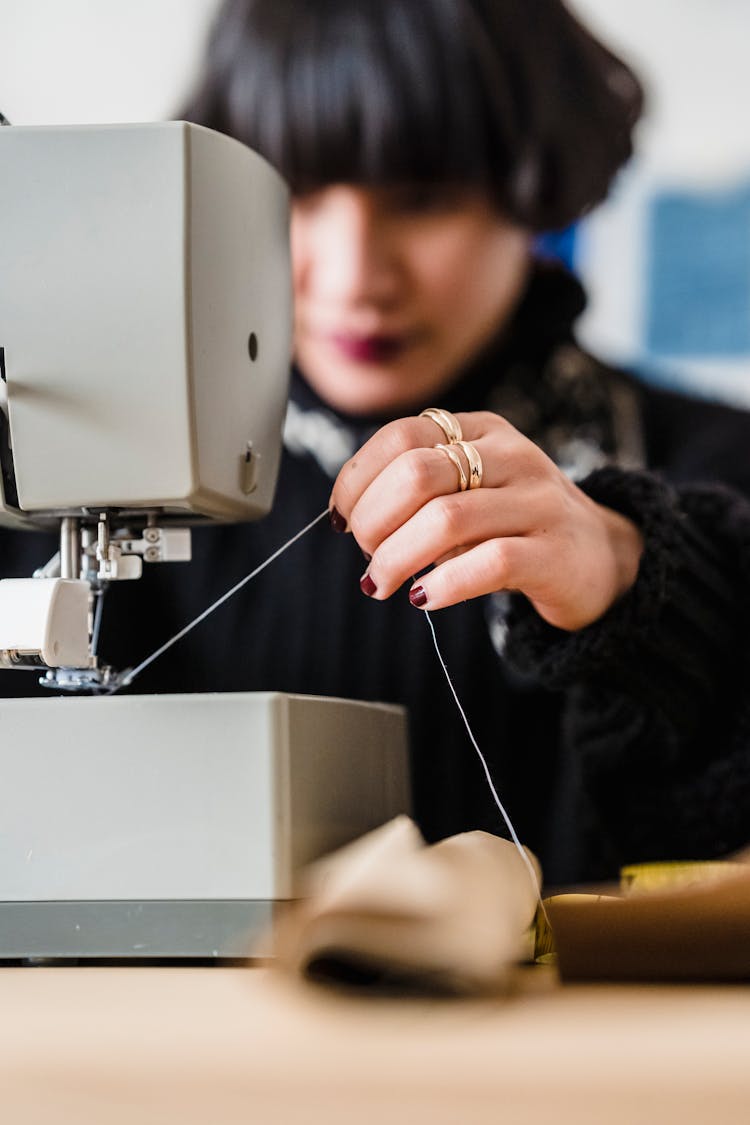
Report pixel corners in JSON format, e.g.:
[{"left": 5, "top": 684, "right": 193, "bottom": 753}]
[{"left": 504, "top": 467, "right": 750, "bottom": 869}]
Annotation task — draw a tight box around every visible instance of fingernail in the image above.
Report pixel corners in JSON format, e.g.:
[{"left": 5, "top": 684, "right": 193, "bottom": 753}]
[
  {"left": 360, "top": 573, "right": 377, "bottom": 597},
  {"left": 329, "top": 506, "right": 347, "bottom": 533},
  {"left": 409, "top": 585, "right": 428, "bottom": 608}
]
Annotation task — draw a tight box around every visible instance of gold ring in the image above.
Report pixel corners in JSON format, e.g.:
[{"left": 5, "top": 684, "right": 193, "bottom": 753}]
[
  {"left": 453, "top": 440, "right": 483, "bottom": 488},
  {"left": 420, "top": 407, "right": 462, "bottom": 444},
  {"left": 435, "top": 443, "right": 468, "bottom": 492}
]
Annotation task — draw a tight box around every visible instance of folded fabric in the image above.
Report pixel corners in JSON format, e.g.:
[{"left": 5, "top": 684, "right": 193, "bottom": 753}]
[{"left": 273, "top": 815, "right": 541, "bottom": 994}]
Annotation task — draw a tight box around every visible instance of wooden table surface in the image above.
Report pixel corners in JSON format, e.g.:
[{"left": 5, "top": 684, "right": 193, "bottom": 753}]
[{"left": 2, "top": 964, "right": 749, "bottom": 1124}]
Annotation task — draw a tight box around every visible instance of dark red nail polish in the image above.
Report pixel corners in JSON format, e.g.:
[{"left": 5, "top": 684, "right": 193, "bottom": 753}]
[
  {"left": 329, "top": 506, "right": 347, "bottom": 533},
  {"left": 360, "top": 573, "right": 377, "bottom": 597},
  {"left": 409, "top": 585, "right": 428, "bottom": 608}
]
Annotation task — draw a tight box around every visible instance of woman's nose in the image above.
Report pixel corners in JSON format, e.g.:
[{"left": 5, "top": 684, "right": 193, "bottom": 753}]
[{"left": 296, "top": 187, "right": 402, "bottom": 307}]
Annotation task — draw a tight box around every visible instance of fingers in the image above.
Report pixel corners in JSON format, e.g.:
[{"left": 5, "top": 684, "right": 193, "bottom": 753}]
[
  {"left": 330, "top": 417, "right": 445, "bottom": 530},
  {"left": 330, "top": 411, "right": 502, "bottom": 528},
  {"left": 358, "top": 481, "right": 557, "bottom": 599},
  {"left": 351, "top": 445, "right": 468, "bottom": 549},
  {"left": 407, "top": 538, "right": 536, "bottom": 610},
  {"left": 407, "top": 498, "right": 645, "bottom": 631},
  {"left": 347, "top": 435, "right": 523, "bottom": 554}
]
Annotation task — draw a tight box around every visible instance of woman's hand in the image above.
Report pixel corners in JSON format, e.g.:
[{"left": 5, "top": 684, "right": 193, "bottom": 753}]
[{"left": 329, "top": 411, "right": 644, "bottom": 631}]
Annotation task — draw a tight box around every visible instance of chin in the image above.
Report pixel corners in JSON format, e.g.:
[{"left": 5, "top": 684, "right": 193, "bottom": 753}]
[{"left": 328, "top": 376, "right": 414, "bottom": 418}]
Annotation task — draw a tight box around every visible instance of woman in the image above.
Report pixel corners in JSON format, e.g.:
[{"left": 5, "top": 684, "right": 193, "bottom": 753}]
[{"left": 5, "top": 0, "right": 750, "bottom": 882}]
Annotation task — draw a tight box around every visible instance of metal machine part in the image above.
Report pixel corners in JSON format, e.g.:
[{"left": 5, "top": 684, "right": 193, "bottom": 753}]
[{"left": 0, "top": 511, "right": 193, "bottom": 690}]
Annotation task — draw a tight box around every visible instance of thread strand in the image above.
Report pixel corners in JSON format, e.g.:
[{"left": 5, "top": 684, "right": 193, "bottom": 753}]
[
  {"left": 113, "top": 508, "right": 328, "bottom": 692},
  {"left": 423, "top": 607, "right": 550, "bottom": 927}
]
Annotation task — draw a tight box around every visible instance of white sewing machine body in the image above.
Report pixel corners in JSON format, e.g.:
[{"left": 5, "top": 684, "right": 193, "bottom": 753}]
[
  {"left": 0, "top": 123, "right": 411, "bottom": 959},
  {"left": 0, "top": 120, "right": 290, "bottom": 525},
  {"left": 0, "top": 121, "right": 293, "bottom": 687}
]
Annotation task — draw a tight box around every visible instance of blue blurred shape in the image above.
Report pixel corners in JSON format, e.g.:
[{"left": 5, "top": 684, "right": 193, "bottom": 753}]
[
  {"left": 535, "top": 224, "right": 577, "bottom": 271},
  {"left": 646, "top": 182, "right": 750, "bottom": 357}
]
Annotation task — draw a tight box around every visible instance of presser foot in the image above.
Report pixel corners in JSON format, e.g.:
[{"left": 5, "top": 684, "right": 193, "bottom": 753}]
[{"left": 39, "top": 665, "right": 131, "bottom": 694}]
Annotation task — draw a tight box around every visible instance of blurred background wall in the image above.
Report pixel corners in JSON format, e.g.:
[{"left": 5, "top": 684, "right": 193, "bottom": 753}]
[
  {"left": 0, "top": 0, "right": 218, "bottom": 124},
  {"left": 2, "top": 0, "right": 749, "bottom": 406},
  {"left": 572, "top": 0, "right": 750, "bottom": 407}
]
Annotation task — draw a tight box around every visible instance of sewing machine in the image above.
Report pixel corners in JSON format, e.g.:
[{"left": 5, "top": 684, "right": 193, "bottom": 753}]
[{"left": 0, "top": 122, "right": 409, "bottom": 959}]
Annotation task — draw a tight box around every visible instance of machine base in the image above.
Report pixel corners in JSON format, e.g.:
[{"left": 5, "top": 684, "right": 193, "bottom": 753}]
[
  {"left": 0, "top": 691, "right": 410, "bottom": 961},
  {"left": 0, "top": 899, "right": 280, "bottom": 961}
]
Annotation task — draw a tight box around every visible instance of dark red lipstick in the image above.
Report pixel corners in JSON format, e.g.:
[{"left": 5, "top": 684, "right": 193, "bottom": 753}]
[{"left": 330, "top": 333, "right": 407, "bottom": 363}]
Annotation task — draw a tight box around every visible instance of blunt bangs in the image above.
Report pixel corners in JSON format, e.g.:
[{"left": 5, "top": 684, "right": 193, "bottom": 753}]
[{"left": 181, "top": 0, "right": 644, "bottom": 231}]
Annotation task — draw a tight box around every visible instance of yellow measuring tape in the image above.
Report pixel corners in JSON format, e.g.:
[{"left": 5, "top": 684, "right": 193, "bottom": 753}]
[{"left": 619, "top": 860, "right": 739, "bottom": 895}]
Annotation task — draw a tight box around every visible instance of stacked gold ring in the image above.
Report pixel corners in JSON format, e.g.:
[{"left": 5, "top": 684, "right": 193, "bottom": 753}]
[
  {"left": 419, "top": 407, "right": 463, "bottom": 444},
  {"left": 452, "top": 440, "right": 483, "bottom": 489},
  {"left": 420, "top": 407, "right": 484, "bottom": 493},
  {"left": 435, "top": 443, "right": 469, "bottom": 491}
]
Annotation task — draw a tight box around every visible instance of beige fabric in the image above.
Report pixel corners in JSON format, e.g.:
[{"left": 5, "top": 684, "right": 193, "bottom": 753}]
[{"left": 274, "top": 815, "right": 541, "bottom": 992}]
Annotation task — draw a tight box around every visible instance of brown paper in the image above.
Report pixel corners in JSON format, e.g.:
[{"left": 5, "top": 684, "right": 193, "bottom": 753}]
[{"left": 547, "top": 863, "right": 750, "bottom": 981}]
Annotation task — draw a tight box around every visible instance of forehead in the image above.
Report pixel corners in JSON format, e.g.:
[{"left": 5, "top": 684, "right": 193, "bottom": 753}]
[{"left": 290, "top": 182, "right": 501, "bottom": 213}]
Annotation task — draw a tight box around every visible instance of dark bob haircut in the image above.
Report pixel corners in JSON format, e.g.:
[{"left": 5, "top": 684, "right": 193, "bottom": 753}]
[{"left": 180, "top": 0, "right": 644, "bottom": 231}]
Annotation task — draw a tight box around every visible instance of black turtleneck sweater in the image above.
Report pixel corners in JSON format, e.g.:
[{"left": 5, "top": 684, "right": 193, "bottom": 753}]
[{"left": 3, "top": 265, "right": 750, "bottom": 883}]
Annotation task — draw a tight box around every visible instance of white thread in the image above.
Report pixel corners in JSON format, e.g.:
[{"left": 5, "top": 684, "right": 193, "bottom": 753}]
[
  {"left": 423, "top": 607, "right": 550, "bottom": 928},
  {"left": 108, "top": 504, "right": 548, "bottom": 932},
  {"left": 113, "top": 509, "right": 329, "bottom": 692}
]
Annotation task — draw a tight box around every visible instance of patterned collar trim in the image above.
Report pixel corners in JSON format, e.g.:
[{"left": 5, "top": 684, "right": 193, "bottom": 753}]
[{"left": 283, "top": 397, "right": 369, "bottom": 479}]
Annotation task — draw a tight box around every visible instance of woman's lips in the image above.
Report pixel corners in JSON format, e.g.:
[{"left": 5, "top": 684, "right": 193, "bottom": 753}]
[{"left": 328, "top": 332, "right": 410, "bottom": 363}]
